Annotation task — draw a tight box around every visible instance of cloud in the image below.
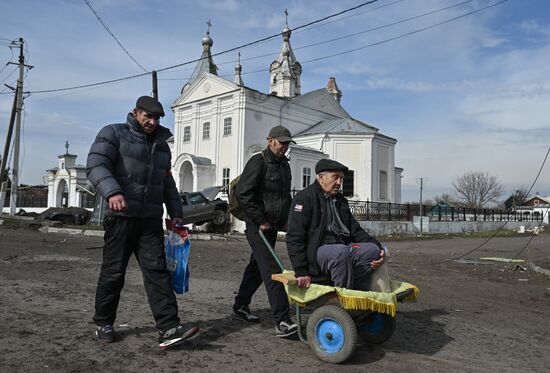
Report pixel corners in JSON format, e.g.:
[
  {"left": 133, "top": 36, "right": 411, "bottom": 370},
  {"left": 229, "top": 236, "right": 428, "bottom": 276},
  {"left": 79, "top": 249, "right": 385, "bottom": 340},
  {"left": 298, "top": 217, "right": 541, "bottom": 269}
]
[{"left": 519, "top": 19, "right": 550, "bottom": 39}]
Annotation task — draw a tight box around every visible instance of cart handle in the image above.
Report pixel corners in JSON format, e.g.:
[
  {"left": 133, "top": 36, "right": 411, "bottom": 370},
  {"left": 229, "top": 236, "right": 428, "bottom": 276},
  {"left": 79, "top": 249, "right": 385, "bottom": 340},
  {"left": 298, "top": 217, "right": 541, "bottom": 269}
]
[{"left": 258, "top": 229, "right": 285, "bottom": 272}]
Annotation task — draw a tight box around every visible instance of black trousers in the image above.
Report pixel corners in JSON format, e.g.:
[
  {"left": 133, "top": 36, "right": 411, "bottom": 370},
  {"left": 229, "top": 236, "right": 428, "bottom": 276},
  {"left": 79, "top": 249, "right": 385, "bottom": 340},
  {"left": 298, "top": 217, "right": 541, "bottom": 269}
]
[
  {"left": 234, "top": 223, "right": 290, "bottom": 324},
  {"left": 93, "top": 216, "right": 180, "bottom": 331}
]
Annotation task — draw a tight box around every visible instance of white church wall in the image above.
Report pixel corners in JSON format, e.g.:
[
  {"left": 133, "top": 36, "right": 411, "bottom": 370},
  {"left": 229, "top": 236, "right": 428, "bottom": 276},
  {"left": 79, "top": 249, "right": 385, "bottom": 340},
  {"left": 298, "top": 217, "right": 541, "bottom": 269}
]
[
  {"left": 372, "top": 136, "right": 397, "bottom": 203},
  {"left": 287, "top": 147, "right": 327, "bottom": 191},
  {"left": 244, "top": 108, "right": 271, "bottom": 159},
  {"left": 317, "top": 135, "right": 375, "bottom": 202},
  {"left": 293, "top": 135, "right": 323, "bottom": 151},
  {"left": 336, "top": 142, "right": 362, "bottom": 200}
]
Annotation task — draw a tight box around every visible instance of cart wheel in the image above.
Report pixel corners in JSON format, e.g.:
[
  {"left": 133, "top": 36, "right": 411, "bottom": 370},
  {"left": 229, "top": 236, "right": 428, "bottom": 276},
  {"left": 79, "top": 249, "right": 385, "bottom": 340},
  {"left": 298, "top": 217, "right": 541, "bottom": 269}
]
[
  {"left": 306, "top": 305, "right": 358, "bottom": 364},
  {"left": 356, "top": 312, "right": 396, "bottom": 344}
]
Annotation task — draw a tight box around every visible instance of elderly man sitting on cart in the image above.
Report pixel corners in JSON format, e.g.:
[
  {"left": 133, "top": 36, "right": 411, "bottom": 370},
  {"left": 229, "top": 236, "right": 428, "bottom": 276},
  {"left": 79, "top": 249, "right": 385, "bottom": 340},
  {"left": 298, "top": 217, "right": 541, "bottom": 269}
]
[{"left": 286, "top": 159, "right": 385, "bottom": 290}]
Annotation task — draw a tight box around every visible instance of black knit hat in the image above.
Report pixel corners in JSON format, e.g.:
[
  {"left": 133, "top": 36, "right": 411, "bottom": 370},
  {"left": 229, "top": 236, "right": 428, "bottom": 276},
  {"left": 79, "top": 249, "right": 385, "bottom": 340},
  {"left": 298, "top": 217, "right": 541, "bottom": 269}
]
[
  {"left": 315, "top": 159, "right": 349, "bottom": 174},
  {"left": 136, "top": 96, "right": 165, "bottom": 117}
]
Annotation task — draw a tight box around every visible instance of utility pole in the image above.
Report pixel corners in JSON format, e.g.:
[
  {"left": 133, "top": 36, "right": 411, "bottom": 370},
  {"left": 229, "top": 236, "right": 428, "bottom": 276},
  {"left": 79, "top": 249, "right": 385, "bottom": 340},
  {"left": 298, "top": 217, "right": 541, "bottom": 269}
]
[
  {"left": 152, "top": 70, "right": 158, "bottom": 99},
  {"left": 0, "top": 86, "right": 19, "bottom": 212},
  {"left": 7, "top": 38, "right": 33, "bottom": 216}
]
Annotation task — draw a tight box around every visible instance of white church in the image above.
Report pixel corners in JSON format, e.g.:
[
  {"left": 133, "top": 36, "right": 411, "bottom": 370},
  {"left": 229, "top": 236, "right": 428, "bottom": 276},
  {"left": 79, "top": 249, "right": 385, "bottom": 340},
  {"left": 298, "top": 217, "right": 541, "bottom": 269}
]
[{"left": 171, "top": 22, "right": 402, "bottom": 203}]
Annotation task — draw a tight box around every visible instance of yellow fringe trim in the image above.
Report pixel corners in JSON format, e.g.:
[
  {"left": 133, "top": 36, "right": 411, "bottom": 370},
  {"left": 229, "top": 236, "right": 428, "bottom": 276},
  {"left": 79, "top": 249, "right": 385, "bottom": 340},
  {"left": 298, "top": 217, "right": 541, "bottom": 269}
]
[
  {"left": 337, "top": 294, "right": 397, "bottom": 317},
  {"left": 405, "top": 285, "right": 420, "bottom": 301}
]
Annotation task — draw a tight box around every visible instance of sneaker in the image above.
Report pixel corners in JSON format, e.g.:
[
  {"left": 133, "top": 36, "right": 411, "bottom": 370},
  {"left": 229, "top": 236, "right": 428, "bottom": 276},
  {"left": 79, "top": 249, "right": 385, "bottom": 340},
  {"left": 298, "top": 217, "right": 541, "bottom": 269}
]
[
  {"left": 275, "top": 320, "right": 298, "bottom": 338},
  {"left": 158, "top": 324, "right": 200, "bottom": 350},
  {"left": 231, "top": 305, "right": 260, "bottom": 323},
  {"left": 95, "top": 324, "right": 116, "bottom": 343}
]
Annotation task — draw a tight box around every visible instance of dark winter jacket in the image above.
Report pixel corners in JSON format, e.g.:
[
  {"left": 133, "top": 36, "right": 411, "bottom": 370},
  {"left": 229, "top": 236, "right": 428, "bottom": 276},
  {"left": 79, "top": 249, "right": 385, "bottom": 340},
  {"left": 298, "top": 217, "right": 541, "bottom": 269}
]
[
  {"left": 86, "top": 113, "right": 183, "bottom": 219},
  {"left": 236, "top": 147, "right": 292, "bottom": 229},
  {"left": 286, "top": 181, "right": 382, "bottom": 277}
]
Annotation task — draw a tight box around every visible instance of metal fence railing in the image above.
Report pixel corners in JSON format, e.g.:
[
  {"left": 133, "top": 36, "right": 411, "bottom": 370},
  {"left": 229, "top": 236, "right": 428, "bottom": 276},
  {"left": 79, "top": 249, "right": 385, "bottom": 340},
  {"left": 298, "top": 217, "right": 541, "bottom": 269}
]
[
  {"left": 2, "top": 188, "right": 96, "bottom": 209},
  {"left": 347, "top": 201, "right": 543, "bottom": 222},
  {"left": 290, "top": 189, "right": 542, "bottom": 222}
]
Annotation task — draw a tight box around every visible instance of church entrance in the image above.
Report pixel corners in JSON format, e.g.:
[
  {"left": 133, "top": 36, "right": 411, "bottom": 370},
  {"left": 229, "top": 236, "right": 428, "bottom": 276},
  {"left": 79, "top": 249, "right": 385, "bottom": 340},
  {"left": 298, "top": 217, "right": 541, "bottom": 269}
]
[
  {"left": 56, "top": 179, "right": 68, "bottom": 207},
  {"left": 179, "top": 161, "right": 194, "bottom": 192}
]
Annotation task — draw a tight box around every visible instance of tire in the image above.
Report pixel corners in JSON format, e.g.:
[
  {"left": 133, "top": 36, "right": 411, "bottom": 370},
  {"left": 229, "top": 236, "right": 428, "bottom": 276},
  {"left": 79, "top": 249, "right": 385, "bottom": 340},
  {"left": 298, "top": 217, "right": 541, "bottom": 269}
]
[
  {"left": 306, "top": 305, "right": 358, "bottom": 364},
  {"left": 356, "top": 312, "right": 396, "bottom": 344},
  {"left": 210, "top": 209, "right": 227, "bottom": 227}
]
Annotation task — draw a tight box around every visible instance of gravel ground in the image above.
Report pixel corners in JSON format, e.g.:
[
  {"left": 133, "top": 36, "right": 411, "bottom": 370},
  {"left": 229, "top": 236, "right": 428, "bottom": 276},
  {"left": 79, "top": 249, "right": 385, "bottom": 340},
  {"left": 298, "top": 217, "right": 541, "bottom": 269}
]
[{"left": 0, "top": 225, "right": 549, "bottom": 372}]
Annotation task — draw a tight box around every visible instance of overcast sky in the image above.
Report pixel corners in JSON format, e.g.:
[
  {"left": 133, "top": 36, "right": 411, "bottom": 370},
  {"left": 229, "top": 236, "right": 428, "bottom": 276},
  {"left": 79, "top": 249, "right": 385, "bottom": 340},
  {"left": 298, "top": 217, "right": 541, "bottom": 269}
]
[{"left": 1, "top": 0, "right": 549, "bottom": 203}]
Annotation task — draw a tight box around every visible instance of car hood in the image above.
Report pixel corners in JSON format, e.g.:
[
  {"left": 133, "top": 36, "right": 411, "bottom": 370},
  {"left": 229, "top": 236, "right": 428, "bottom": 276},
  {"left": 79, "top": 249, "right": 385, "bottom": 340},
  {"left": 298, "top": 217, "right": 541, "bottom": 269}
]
[{"left": 201, "top": 186, "right": 225, "bottom": 200}]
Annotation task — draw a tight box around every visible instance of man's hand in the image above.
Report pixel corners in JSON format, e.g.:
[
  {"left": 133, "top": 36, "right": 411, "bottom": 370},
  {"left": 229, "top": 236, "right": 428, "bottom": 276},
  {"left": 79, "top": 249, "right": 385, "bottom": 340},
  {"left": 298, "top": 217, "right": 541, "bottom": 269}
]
[
  {"left": 370, "top": 249, "right": 385, "bottom": 270},
  {"left": 259, "top": 222, "right": 273, "bottom": 231},
  {"left": 296, "top": 275, "right": 312, "bottom": 288},
  {"left": 108, "top": 194, "right": 127, "bottom": 212}
]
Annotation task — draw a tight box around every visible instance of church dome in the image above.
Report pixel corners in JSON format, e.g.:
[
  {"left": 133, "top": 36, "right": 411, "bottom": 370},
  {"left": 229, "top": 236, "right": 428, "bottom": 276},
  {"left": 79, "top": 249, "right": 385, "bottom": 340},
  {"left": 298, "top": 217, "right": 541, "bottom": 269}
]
[{"left": 202, "top": 32, "right": 213, "bottom": 47}]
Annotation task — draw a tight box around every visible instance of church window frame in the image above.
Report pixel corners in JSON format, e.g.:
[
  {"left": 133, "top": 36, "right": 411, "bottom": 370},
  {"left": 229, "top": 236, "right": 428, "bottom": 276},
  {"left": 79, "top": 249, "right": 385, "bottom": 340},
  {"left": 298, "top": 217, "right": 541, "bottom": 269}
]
[
  {"left": 302, "top": 167, "right": 312, "bottom": 188},
  {"left": 343, "top": 170, "right": 355, "bottom": 197},
  {"left": 183, "top": 125, "right": 191, "bottom": 143},
  {"left": 202, "top": 121, "right": 210, "bottom": 140},
  {"left": 222, "top": 168, "right": 230, "bottom": 188},
  {"left": 223, "top": 117, "right": 232, "bottom": 136}
]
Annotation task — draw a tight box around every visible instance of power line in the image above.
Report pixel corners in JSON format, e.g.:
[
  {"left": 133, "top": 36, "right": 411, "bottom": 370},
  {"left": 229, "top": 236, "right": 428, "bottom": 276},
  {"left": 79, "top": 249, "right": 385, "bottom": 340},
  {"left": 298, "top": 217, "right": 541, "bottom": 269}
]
[
  {"left": 160, "top": 0, "right": 480, "bottom": 81},
  {"left": 0, "top": 66, "right": 18, "bottom": 86},
  {"left": 434, "top": 145, "right": 549, "bottom": 265},
  {"left": 16, "top": 0, "right": 380, "bottom": 94},
  {"left": 213, "top": 0, "right": 510, "bottom": 80},
  {"left": 1, "top": 0, "right": 509, "bottom": 96},
  {"left": 295, "top": 0, "right": 407, "bottom": 33},
  {"left": 27, "top": 0, "right": 508, "bottom": 94},
  {"left": 301, "top": 0, "right": 510, "bottom": 65},
  {"left": 83, "top": 0, "right": 148, "bottom": 72},
  {"left": 511, "top": 147, "right": 550, "bottom": 259},
  {"left": 294, "top": 0, "right": 477, "bottom": 52}
]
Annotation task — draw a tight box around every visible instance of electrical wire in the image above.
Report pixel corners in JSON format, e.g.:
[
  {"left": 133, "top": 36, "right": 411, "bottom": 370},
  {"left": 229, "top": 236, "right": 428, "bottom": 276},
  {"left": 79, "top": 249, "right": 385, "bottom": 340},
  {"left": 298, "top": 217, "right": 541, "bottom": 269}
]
[
  {"left": 160, "top": 0, "right": 481, "bottom": 81},
  {"left": 0, "top": 44, "right": 15, "bottom": 76},
  {"left": 295, "top": 0, "right": 477, "bottom": 52},
  {"left": 83, "top": 0, "right": 147, "bottom": 72},
  {"left": 295, "top": 0, "right": 407, "bottom": 33},
  {"left": 434, "top": 145, "right": 550, "bottom": 265},
  {"left": 511, "top": 147, "right": 550, "bottom": 259},
  {"left": 0, "top": 66, "right": 18, "bottom": 86},
  {"left": 208, "top": 0, "right": 510, "bottom": 80},
  {"left": 13, "top": 0, "right": 380, "bottom": 95},
  {"left": 301, "top": 0, "right": 509, "bottom": 65}
]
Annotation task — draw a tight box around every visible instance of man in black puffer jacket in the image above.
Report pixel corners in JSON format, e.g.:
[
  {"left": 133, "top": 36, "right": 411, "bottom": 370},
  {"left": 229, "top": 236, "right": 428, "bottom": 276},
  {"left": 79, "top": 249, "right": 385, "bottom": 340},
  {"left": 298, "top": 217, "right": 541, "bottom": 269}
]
[
  {"left": 286, "top": 159, "right": 385, "bottom": 291},
  {"left": 87, "top": 96, "right": 199, "bottom": 350},
  {"left": 230, "top": 125, "right": 298, "bottom": 338}
]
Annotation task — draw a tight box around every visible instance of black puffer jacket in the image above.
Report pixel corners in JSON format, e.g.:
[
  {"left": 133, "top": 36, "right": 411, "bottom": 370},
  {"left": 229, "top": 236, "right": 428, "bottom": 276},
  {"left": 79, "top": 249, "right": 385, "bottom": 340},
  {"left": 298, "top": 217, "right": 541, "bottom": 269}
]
[
  {"left": 236, "top": 148, "right": 292, "bottom": 229},
  {"left": 286, "top": 180, "right": 381, "bottom": 277},
  {"left": 86, "top": 113, "right": 183, "bottom": 219}
]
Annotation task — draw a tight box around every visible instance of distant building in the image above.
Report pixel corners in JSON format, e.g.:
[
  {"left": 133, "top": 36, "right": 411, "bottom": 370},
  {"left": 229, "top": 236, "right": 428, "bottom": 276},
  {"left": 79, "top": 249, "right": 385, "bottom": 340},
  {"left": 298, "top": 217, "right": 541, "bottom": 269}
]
[
  {"left": 170, "top": 23, "right": 402, "bottom": 202},
  {"left": 516, "top": 195, "right": 550, "bottom": 224},
  {"left": 45, "top": 143, "right": 90, "bottom": 208}
]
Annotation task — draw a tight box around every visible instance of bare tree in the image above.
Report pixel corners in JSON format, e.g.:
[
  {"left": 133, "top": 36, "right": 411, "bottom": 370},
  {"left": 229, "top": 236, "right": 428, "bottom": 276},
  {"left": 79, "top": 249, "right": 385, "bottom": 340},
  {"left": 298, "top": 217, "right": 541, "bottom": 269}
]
[{"left": 452, "top": 171, "right": 503, "bottom": 208}]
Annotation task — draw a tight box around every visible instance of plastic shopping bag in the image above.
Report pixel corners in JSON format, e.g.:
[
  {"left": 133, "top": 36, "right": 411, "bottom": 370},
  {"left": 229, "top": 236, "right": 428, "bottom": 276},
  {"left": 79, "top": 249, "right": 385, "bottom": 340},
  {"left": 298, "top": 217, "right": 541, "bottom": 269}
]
[{"left": 164, "top": 223, "right": 190, "bottom": 294}]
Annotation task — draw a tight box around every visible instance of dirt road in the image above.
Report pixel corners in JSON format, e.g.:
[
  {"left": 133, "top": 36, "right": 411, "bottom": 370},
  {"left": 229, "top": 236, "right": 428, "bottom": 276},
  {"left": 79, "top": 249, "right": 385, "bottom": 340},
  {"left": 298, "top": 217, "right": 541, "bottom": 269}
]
[{"left": 0, "top": 225, "right": 549, "bottom": 372}]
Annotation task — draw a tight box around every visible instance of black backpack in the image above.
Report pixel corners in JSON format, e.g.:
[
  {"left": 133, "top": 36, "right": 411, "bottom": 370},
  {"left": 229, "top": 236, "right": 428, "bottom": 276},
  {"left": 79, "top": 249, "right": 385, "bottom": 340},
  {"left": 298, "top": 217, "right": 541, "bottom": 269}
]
[{"left": 228, "top": 152, "right": 265, "bottom": 221}]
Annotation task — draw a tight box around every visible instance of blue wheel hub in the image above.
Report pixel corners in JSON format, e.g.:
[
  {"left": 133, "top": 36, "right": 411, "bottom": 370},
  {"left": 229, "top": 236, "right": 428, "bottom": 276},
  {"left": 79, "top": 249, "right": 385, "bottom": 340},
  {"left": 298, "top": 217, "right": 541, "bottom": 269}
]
[{"left": 315, "top": 318, "right": 345, "bottom": 353}]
